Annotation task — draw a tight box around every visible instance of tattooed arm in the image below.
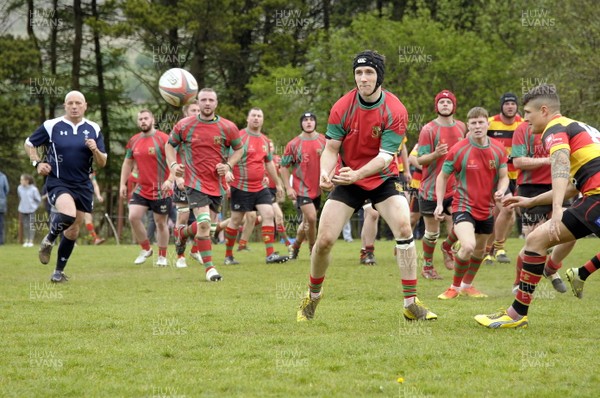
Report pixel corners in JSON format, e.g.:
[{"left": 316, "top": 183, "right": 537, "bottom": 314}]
[
  {"left": 550, "top": 148, "right": 571, "bottom": 208},
  {"left": 548, "top": 147, "right": 571, "bottom": 240}
]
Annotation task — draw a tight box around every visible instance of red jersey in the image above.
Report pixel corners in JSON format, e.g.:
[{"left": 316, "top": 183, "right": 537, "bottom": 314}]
[
  {"left": 409, "top": 146, "right": 422, "bottom": 190},
  {"left": 231, "top": 128, "right": 272, "bottom": 192},
  {"left": 511, "top": 122, "right": 551, "bottom": 185},
  {"left": 326, "top": 88, "right": 408, "bottom": 190},
  {"left": 542, "top": 115, "right": 600, "bottom": 196},
  {"left": 487, "top": 114, "right": 523, "bottom": 180},
  {"left": 417, "top": 120, "right": 465, "bottom": 201},
  {"left": 442, "top": 136, "right": 507, "bottom": 220},
  {"left": 169, "top": 115, "right": 241, "bottom": 196},
  {"left": 280, "top": 133, "right": 326, "bottom": 199},
  {"left": 267, "top": 153, "right": 281, "bottom": 189},
  {"left": 125, "top": 130, "right": 170, "bottom": 200}
]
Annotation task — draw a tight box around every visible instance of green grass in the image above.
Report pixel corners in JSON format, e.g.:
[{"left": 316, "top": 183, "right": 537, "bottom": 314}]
[{"left": 1, "top": 238, "right": 600, "bottom": 397}]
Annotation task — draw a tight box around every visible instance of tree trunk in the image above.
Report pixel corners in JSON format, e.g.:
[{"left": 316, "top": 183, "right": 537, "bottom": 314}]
[
  {"left": 49, "top": 0, "right": 59, "bottom": 118},
  {"left": 26, "top": 0, "right": 46, "bottom": 122},
  {"left": 91, "top": 0, "right": 113, "bottom": 224},
  {"left": 72, "top": 0, "right": 83, "bottom": 89}
]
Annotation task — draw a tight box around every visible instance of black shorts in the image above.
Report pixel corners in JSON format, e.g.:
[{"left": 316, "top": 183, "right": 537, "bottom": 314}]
[
  {"left": 230, "top": 187, "right": 272, "bottom": 212},
  {"left": 173, "top": 185, "right": 187, "bottom": 204},
  {"left": 297, "top": 195, "right": 321, "bottom": 211},
  {"left": 129, "top": 192, "right": 172, "bottom": 215},
  {"left": 419, "top": 197, "right": 452, "bottom": 216},
  {"left": 328, "top": 178, "right": 401, "bottom": 211},
  {"left": 408, "top": 189, "right": 420, "bottom": 213},
  {"left": 397, "top": 174, "right": 410, "bottom": 192},
  {"left": 269, "top": 188, "right": 277, "bottom": 204},
  {"left": 185, "top": 187, "right": 222, "bottom": 214},
  {"left": 452, "top": 211, "right": 494, "bottom": 235},
  {"left": 562, "top": 194, "right": 600, "bottom": 239},
  {"left": 517, "top": 184, "right": 552, "bottom": 225},
  {"left": 46, "top": 178, "right": 93, "bottom": 213}
]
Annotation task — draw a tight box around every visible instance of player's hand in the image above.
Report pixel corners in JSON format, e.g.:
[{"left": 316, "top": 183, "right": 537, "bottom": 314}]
[
  {"left": 119, "top": 184, "right": 128, "bottom": 199},
  {"left": 276, "top": 188, "right": 284, "bottom": 202},
  {"left": 403, "top": 170, "right": 412, "bottom": 185},
  {"left": 331, "top": 167, "right": 358, "bottom": 185},
  {"left": 433, "top": 205, "right": 444, "bottom": 221},
  {"left": 276, "top": 185, "right": 284, "bottom": 200},
  {"left": 216, "top": 162, "right": 231, "bottom": 176},
  {"left": 161, "top": 180, "right": 174, "bottom": 196},
  {"left": 319, "top": 171, "right": 334, "bottom": 192},
  {"left": 434, "top": 143, "right": 449, "bottom": 158},
  {"left": 503, "top": 195, "right": 532, "bottom": 209},
  {"left": 172, "top": 163, "right": 184, "bottom": 178},
  {"left": 547, "top": 208, "right": 563, "bottom": 242},
  {"left": 36, "top": 162, "right": 51, "bottom": 176},
  {"left": 225, "top": 171, "right": 234, "bottom": 183},
  {"left": 96, "top": 195, "right": 104, "bottom": 203},
  {"left": 494, "top": 190, "right": 504, "bottom": 202},
  {"left": 85, "top": 139, "right": 98, "bottom": 152},
  {"left": 286, "top": 187, "right": 297, "bottom": 200},
  {"left": 175, "top": 176, "right": 185, "bottom": 190}
]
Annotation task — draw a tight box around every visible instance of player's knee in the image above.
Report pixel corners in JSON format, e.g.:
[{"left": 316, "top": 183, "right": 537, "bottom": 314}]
[
  {"left": 155, "top": 218, "right": 168, "bottom": 228},
  {"left": 305, "top": 213, "right": 317, "bottom": 225},
  {"left": 128, "top": 213, "right": 142, "bottom": 223},
  {"left": 63, "top": 224, "right": 80, "bottom": 240},
  {"left": 524, "top": 228, "right": 551, "bottom": 253},
  {"left": 458, "top": 242, "right": 475, "bottom": 259},
  {"left": 177, "top": 206, "right": 189, "bottom": 214},
  {"left": 195, "top": 212, "right": 211, "bottom": 231},
  {"left": 424, "top": 230, "right": 439, "bottom": 242},
  {"left": 316, "top": 232, "right": 337, "bottom": 250}
]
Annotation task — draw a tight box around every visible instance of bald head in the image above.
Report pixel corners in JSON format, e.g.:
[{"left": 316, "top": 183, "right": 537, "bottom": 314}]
[
  {"left": 63, "top": 90, "right": 88, "bottom": 123},
  {"left": 65, "top": 90, "right": 86, "bottom": 103}
]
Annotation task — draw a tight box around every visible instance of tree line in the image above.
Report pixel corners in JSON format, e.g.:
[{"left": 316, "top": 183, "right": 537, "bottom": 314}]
[{"left": 0, "top": 0, "right": 597, "bottom": 240}]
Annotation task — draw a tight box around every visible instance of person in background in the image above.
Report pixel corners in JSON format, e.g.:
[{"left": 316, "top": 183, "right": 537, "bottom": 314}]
[
  {"left": 0, "top": 169, "right": 9, "bottom": 245},
  {"left": 83, "top": 172, "right": 106, "bottom": 245},
  {"left": 18, "top": 174, "right": 41, "bottom": 247}
]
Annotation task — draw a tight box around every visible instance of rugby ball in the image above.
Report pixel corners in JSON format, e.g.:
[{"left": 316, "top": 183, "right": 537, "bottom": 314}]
[{"left": 158, "top": 68, "right": 198, "bottom": 107}]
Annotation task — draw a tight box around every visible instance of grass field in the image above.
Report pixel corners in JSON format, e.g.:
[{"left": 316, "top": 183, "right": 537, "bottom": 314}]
[{"left": 1, "top": 237, "right": 600, "bottom": 397}]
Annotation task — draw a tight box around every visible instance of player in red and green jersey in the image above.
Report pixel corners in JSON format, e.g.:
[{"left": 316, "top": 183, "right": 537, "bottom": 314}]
[
  {"left": 171, "top": 102, "right": 202, "bottom": 269},
  {"left": 417, "top": 90, "right": 466, "bottom": 278},
  {"left": 484, "top": 93, "right": 524, "bottom": 264},
  {"left": 297, "top": 50, "right": 437, "bottom": 322},
  {"left": 221, "top": 107, "right": 288, "bottom": 265},
  {"left": 511, "top": 121, "right": 572, "bottom": 294},
  {"left": 266, "top": 140, "right": 291, "bottom": 248},
  {"left": 119, "top": 110, "right": 173, "bottom": 267},
  {"left": 476, "top": 84, "right": 600, "bottom": 328},
  {"left": 435, "top": 107, "right": 508, "bottom": 300},
  {"left": 280, "top": 112, "right": 326, "bottom": 260},
  {"left": 166, "top": 88, "right": 243, "bottom": 282}
]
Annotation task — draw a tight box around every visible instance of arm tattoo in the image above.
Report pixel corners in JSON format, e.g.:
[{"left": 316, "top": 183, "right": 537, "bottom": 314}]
[{"left": 550, "top": 148, "right": 571, "bottom": 179}]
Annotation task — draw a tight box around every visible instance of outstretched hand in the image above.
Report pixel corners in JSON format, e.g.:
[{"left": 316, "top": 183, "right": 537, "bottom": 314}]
[{"left": 502, "top": 195, "right": 532, "bottom": 209}]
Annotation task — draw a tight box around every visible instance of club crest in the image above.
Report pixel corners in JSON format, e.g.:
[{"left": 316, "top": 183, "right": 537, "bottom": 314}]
[{"left": 371, "top": 126, "right": 382, "bottom": 138}]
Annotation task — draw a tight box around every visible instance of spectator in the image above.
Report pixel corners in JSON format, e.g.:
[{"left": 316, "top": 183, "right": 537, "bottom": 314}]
[{"left": 18, "top": 174, "right": 42, "bottom": 247}]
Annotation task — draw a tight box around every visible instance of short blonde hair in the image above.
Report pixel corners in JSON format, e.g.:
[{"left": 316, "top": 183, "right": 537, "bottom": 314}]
[{"left": 467, "top": 107, "right": 489, "bottom": 120}]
